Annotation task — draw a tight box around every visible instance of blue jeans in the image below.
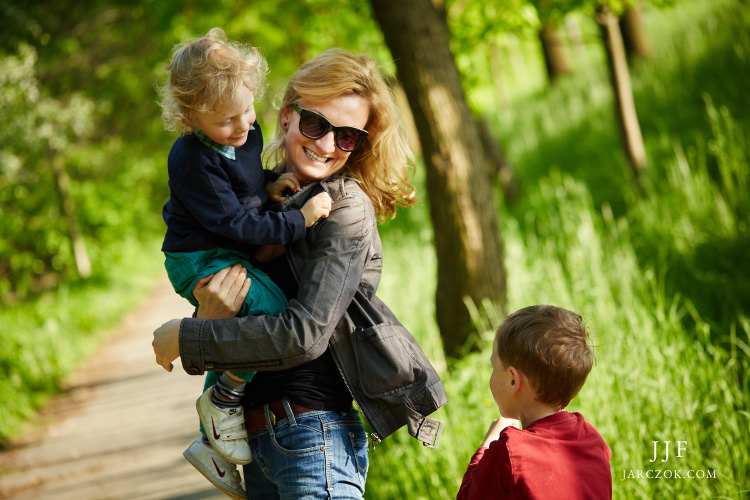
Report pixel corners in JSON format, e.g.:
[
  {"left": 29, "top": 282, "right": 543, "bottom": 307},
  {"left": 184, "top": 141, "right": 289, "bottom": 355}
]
[{"left": 243, "top": 402, "right": 368, "bottom": 499}]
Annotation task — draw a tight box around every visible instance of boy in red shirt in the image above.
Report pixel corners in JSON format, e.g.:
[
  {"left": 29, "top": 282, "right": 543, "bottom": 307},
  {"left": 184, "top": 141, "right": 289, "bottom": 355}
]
[{"left": 457, "top": 305, "right": 612, "bottom": 500}]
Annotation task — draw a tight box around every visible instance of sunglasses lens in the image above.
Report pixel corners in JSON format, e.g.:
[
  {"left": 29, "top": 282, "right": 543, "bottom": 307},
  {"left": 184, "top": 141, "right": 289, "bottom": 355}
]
[
  {"left": 299, "top": 112, "right": 329, "bottom": 138},
  {"left": 336, "top": 129, "right": 363, "bottom": 151},
  {"left": 295, "top": 105, "right": 366, "bottom": 152}
]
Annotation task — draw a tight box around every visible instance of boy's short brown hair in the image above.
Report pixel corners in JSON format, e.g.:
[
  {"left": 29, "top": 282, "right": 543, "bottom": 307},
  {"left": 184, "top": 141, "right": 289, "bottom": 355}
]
[
  {"left": 495, "top": 305, "right": 594, "bottom": 408},
  {"left": 159, "top": 27, "right": 268, "bottom": 134}
]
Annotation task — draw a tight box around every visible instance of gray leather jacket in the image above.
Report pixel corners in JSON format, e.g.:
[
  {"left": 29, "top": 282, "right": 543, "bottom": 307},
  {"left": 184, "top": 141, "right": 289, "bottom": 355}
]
[{"left": 179, "top": 176, "right": 447, "bottom": 447}]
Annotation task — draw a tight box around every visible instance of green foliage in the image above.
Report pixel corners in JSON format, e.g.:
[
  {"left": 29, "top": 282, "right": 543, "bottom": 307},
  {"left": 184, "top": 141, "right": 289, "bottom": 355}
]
[{"left": 0, "top": 45, "right": 96, "bottom": 299}]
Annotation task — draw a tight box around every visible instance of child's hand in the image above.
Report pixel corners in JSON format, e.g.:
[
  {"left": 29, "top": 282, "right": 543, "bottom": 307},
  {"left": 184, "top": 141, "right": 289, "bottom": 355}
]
[
  {"left": 300, "top": 192, "right": 332, "bottom": 228},
  {"left": 266, "top": 173, "right": 301, "bottom": 202}
]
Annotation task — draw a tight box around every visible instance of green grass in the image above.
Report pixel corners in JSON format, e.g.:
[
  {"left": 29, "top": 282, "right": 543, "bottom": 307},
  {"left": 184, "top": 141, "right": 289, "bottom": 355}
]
[
  {"left": 0, "top": 236, "right": 164, "bottom": 445},
  {"left": 371, "top": 125, "right": 750, "bottom": 498}
]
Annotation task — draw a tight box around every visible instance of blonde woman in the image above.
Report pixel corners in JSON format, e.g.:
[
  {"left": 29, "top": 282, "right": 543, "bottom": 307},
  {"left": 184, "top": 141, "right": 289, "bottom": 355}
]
[{"left": 154, "top": 49, "right": 447, "bottom": 499}]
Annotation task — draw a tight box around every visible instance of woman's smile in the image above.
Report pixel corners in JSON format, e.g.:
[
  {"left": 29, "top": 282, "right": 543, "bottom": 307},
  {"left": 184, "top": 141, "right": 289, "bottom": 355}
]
[{"left": 303, "top": 147, "right": 329, "bottom": 163}]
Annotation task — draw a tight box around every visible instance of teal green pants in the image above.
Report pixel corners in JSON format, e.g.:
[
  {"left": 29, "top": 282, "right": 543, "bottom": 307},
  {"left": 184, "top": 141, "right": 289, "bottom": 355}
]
[{"left": 164, "top": 248, "right": 288, "bottom": 436}]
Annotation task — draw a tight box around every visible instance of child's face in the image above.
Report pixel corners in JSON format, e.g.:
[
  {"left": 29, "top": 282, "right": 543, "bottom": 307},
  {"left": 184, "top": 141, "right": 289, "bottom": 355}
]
[
  {"left": 194, "top": 85, "right": 256, "bottom": 148},
  {"left": 489, "top": 334, "right": 517, "bottom": 419}
]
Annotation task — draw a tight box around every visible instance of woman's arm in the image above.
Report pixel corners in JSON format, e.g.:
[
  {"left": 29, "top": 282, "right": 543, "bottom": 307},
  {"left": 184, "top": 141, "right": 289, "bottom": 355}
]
[
  {"left": 177, "top": 189, "right": 376, "bottom": 376},
  {"left": 152, "top": 265, "right": 252, "bottom": 372}
]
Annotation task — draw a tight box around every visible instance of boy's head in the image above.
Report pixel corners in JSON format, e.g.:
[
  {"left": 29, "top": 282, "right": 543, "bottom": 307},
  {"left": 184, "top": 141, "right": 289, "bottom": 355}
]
[
  {"left": 491, "top": 305, "right": 594, "bottom": 413},
  {"left": 159, "top": 27, "right": 269, "bottom": 136}
]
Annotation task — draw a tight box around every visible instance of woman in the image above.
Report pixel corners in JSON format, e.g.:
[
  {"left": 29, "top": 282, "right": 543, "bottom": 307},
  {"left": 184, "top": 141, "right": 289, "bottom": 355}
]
[{"left": 153, "top": 48, "right": 447, "bottom": 500}]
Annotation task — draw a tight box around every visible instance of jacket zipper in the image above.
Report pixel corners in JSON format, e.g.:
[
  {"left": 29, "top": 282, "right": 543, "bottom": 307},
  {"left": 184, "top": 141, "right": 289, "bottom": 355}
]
[{"left": 285, "top": 240, "right": 382, "bottom": 450}]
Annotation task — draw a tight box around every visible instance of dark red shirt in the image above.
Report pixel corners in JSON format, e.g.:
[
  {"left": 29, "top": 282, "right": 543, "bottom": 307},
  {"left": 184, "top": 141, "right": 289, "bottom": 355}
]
[{"left": 457, "top": 411, "right": 612, "bottom": 500}]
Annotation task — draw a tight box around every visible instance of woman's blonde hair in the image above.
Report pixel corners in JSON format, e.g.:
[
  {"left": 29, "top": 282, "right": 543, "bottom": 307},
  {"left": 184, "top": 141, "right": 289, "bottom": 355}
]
[
  {"left": 265, "top": 48, "right": 416, "bottom": 220},
  {"left": 159, "top": 27, "right": 268, "bottom": 135}
]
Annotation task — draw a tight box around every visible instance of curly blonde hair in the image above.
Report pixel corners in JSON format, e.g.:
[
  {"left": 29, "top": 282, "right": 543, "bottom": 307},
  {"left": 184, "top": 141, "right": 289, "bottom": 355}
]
[
  {"left": 159, "top": 27, "right": 268, "bottom": 135},
  {"left": 265, "top": 49, "right": 416, "bottom": 220}
]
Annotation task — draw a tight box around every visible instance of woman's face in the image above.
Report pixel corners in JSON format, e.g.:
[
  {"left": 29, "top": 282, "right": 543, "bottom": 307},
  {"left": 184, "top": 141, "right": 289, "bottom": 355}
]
[{"left": 282, "top": 93, "right": 370, "bottom": 185}]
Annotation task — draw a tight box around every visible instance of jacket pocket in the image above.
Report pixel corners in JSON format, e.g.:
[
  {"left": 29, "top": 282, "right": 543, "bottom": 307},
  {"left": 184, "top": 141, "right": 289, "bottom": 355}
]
[{"left": 353, "top": 324, "right": 427, "bottom": 397}]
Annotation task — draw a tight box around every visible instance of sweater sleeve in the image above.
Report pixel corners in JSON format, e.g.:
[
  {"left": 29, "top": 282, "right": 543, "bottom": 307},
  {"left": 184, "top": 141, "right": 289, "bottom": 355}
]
[
  {"left": 457, "top": 438, "right": 513, "bottom": 500},
  {"left": 178, "top": 189, "right": 374, "bottom": 375},
  {"left": 172, "top": 158, "right": 306, "bottom": 246},
  {"left": 264, "top": 168, "right": 280, "bottom": 185}
]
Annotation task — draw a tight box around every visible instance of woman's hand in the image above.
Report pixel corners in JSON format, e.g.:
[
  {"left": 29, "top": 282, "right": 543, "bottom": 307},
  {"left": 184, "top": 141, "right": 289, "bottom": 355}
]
[
  {"left": 152, "top": 318, "right": 183, "bottom": 372},
  {"left": 194, "top": 264, "right": 251, "bottom": 319}
]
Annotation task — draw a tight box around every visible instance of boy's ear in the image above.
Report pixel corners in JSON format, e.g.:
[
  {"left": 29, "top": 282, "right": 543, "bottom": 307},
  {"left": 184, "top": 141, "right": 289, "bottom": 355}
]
[{"left": 508, "top": 366, "right": 522, "bottom": 394}]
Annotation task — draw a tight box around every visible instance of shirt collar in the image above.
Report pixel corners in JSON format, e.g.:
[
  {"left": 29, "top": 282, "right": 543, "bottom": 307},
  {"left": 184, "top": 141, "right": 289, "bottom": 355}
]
[{"left": 194, "top": 128, "right": 236, "bottom": 160}]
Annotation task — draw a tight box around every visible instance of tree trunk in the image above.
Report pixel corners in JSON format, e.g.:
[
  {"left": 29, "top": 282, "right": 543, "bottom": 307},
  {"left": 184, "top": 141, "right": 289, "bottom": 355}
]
[
  {"left": 370, "top": 0, "right": 507, "bottom": 357},
  {"left": 620, "top": 4, "right": 652, "bottom": 62},
  {"left": 51, "top": 153, "right": 91, "bottom": 278},
  {"left": 539, "top": 22, "right": 572, "bottom": 84},
  {"left": 596, "top": 3, "right": 647, "bottom": 180}
]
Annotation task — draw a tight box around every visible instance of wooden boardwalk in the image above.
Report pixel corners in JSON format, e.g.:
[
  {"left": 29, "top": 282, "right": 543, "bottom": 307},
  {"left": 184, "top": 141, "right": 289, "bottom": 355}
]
[{"left": 0, "top": 275, "right": 227, "bottom": 500}]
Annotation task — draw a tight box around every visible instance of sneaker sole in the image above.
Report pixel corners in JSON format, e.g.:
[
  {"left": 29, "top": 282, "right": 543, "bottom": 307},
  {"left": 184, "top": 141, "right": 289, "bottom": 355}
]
[
  {"left": 196, "top": 395, "right": 252, "bottom": 465},
  {"left": 183, "top": 447, "right": 247, "bottom": 500}
]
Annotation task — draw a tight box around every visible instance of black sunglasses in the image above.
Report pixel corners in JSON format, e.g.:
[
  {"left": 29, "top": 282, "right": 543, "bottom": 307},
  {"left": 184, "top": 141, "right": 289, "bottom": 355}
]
[{"left": 292, "top": 103, "right": 368, "bottom": 152}]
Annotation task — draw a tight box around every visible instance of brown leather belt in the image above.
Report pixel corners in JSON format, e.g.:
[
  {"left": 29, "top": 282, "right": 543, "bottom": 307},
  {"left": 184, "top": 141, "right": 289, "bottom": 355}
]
[{"left": 245, "top": 400, "right": 315, "bottom": 431}]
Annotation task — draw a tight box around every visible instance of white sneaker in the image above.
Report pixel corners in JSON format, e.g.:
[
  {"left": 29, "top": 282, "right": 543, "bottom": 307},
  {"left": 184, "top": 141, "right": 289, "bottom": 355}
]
[
  {"left": 196, "top": 386, "right": 252, "bottom": 464},
  {"left": 183, "top": 437, "right": 247, "bottom": 500}
]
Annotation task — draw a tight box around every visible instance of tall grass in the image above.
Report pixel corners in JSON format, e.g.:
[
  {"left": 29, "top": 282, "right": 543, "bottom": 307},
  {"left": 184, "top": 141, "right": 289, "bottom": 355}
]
[{"left": 370, "top": 109, "right": 750, "bottom": 497}]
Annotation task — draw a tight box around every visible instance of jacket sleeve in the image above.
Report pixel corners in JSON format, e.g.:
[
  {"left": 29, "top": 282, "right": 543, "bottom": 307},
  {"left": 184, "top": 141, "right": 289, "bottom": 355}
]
[
  {"left": 172, "top": 159, "right": 306, "bottom": 247},
  {"left": 178, "top": 189, "right": 374, "bottom": 375}
]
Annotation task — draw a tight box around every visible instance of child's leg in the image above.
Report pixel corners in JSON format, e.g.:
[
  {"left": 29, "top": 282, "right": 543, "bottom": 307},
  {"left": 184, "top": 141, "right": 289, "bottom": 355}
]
[
  {"left": 196, "top": 376, "right": 252, "bottom": 465},
  {"left": 210, "top": 371, "right": 250, "bottom": 409},
  {"left": 198, "top": 371, "right": 255, "bottom": 437},
  {"left": 172, "top": 252, "right": 287, "bottom": 465},
  {"left": 189, "top": 371, "right": 247, "bottom": 499}
]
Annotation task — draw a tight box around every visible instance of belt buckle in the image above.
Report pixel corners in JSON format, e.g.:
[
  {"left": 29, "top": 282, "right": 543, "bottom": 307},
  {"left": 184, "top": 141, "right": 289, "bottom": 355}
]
[{"left": 266, "top": 409, "right": 276, "bottom": 429}]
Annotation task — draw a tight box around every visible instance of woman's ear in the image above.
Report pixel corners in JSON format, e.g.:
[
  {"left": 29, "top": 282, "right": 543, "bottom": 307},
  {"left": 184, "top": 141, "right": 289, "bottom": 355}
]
[{"left": 280, "top": 107, "right": 292, "bottom": 129}]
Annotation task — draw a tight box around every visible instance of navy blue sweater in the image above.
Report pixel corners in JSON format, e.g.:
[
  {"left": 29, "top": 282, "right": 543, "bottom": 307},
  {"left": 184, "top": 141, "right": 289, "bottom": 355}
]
[{"left": 161, "top": 124, "right": 306, "bottom": 253}]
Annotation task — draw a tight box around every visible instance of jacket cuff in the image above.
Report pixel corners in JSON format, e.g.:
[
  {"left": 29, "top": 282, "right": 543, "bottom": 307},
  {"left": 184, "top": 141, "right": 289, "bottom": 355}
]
[{"left": 179, "top": 317, "right": 209, "bottom": 376}]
